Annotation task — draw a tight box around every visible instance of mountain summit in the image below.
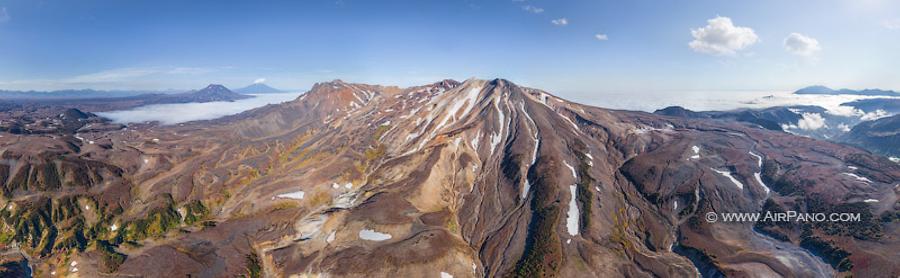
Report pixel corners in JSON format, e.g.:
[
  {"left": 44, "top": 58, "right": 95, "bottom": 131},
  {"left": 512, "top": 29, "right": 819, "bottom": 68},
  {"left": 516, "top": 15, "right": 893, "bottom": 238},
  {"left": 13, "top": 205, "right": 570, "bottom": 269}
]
[
  {"left": 0, "top": 78, "right": 896, "bottom": 277},
  {"left": 142, "top": 84, "right": 253, "bottom": 104},
  {"left": 235, "top": 82, "right": 287, "bottom": 94}
]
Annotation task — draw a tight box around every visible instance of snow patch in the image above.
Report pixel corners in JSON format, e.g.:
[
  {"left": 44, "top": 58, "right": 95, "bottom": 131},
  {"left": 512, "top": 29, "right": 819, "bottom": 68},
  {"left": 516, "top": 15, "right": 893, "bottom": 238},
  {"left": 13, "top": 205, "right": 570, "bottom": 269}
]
[
  {"left": 326, "top": 231, "right": 336, "bottom": 243},
  {"left": 748, "top": 151, "right": 770, "bottom": 194},
  {"left": 843, "top": 173, "right": 872, "bottom": 183},
  {"left": 690, "top": 145, "right": 701, "bottom": 159},
  {"left": 470, "top": 131, "right": 481, "bottom": 150},
  {"left": 359, "top": 229, "right": 392, "bottom": 241},
  {"left": 566, "top": 185, "right": 580, "bottom": 236},
  {"left": 489, "top": 133, "right": 502, "bottom": 156},
  {"left": 489, "top": 97, "right": 507, "bottom": 156},
  {"left": 520, "top": 102, "right": 540, "bottom": 199},
  {"left": 710, "top": 168, "right": 744, "bottom": 190},
  {"left": 440, "top": 272, "right": 453, "bottom": 278},
  {"left": 277, "top": 191, "right": 306, "bottom": 200},
  {"left": 564, "top": 161, "right": 577, "bottom": 179},
  {"left": 562, "top": 114, "right": 580, "bottom": 131},
  {"left": 863, "top": 199, "right": 879, "bottom": 203}
]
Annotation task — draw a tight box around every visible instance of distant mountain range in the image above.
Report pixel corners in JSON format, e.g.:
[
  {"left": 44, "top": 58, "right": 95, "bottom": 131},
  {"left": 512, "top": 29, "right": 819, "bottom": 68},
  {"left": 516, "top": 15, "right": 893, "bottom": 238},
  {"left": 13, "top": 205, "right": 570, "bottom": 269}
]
[
  {"left": 0, "top": 84, "right": 253, "bottom": 113},
  {"left": 144, "top": 84, "right": 253, "bottom": 104},
  {"left": 656, "top": 95, "right": 900, "bottom": 159},
  {"left": 794, "top": 85, "right": 900, "bottom": 96},
  {"left": 0, "top": 89, "right": 181, "bottom": 100},
  {"left": 234, "top": 83, "right": 287, "bottom": 94},
  {"left": 0, "top": 82, "right": 282, "bottom": 100},
  {"left": 841, "top": 98, "right": 900, "bottom": 114}
]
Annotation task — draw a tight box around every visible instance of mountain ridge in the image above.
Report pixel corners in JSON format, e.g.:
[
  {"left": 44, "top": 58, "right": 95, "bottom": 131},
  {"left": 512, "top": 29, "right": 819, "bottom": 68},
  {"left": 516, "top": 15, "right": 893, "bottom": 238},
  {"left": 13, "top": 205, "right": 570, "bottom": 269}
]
[
  {"left": 794, "top": 85, "right": 900, "bottom": 96},
  {"left": 0, "top": 78, "right": 897, "bottom": 277}
]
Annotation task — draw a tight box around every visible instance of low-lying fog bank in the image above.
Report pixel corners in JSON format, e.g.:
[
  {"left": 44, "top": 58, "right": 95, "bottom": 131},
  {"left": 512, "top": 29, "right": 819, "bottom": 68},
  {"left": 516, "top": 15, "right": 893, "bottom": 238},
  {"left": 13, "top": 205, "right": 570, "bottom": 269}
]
[{"left": 97, "top": 92, "right": 302, "bottom": 125}]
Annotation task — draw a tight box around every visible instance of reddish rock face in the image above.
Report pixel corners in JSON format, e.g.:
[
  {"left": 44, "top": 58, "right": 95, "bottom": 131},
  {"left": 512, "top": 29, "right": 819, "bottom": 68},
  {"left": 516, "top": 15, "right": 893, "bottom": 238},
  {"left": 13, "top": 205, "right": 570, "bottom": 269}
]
[{"left": 0, "top": 78, "right": 897, "bottom": 277}]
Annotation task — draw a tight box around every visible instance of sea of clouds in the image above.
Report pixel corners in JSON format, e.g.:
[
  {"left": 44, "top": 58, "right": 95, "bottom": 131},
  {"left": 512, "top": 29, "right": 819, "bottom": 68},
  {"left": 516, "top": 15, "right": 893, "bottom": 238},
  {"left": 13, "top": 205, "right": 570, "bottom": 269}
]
[
  {"left": 580, "top": 90, "right": 896, "bottom": 116},
  {"left": 97, "top": 89, "right": 896, "bottom": 126},
  {"left": 98, "top": 92, "right": 302, "bottom": 125}
]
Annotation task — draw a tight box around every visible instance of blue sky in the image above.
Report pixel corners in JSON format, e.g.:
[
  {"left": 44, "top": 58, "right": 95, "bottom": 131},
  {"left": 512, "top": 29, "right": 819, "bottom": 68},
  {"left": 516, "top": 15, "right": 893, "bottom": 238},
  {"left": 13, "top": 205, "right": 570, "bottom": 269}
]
[{"left": 0, "top": 0, "right": 898, "bottom": 96}]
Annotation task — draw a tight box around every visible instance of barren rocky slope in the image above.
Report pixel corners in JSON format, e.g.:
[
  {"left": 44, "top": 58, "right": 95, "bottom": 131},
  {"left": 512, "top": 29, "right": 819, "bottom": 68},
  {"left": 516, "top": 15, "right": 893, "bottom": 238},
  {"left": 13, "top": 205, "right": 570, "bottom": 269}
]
[{"left": 0, "top": 79, "right": 897, "bottom": 277}]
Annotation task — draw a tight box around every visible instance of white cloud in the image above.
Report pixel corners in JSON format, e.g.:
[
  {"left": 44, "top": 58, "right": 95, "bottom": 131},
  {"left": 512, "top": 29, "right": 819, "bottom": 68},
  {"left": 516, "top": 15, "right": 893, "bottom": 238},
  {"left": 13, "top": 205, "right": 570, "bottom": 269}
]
[
  {"left": 689, "top": 16, "right": 758, "bottom": 56},
  {"left": 0, "top": 7, "right": 10, "bottom": 23},
  {"left": 64, "top": 67, "right": 162, "bottom": 84},
  {"left": 884, "top": 19, "right": 900, "bottom": 30},
  {"left": 594, "top": 33, "right": 608, "bottom": 41},
  {"left": 783, "top": 33, "right": 821, "bottom": 56},
  {"left": 522, "top": 5, "right": 543, "bottom": 14},
  {"left": 0, "top": 66, "right": 227, "bottom": 90},
  {"left": 98, "top": 93, "right": 301, "bottom": 125},
  {"left": 860, "top": 109, "right": 889, "bottom": 121},
  {"left": 551, "top": 18, "right": 568, "bottom": 26},
  {"left": 796, "top": 113, "right": 827, "bottom": 130},
  {"left": 837, "top": 123, "right": 851, "bottom": 132},
  {"left": 826, "top": 105, "right": 861, "bottom": 117},
  {"left": 254, "top": 78, "right": 266, "bottom": 84},
  {"left": 168, "top": 67, "right": 219, "bottom": 75}
]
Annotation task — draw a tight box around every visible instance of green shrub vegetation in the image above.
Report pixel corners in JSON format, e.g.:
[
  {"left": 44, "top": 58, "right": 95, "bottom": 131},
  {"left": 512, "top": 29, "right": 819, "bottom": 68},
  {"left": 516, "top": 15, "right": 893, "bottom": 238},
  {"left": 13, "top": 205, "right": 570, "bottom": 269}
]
[
  {"left": 182, "top": 200, "right": 209, "bottom": 225},
  {"left": 244, "top": 252, "right": 262, "bottom": 278},
  {"left": 513, "top": 159, "right": 562, "bottom": 277}
]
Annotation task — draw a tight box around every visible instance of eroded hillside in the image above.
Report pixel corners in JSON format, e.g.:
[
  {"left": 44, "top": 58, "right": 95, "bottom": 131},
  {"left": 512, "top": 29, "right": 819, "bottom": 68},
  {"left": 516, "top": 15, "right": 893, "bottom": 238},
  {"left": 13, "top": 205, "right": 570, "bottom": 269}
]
[{"left": 0, "top": 79, "right": 897, "bottom": 277}]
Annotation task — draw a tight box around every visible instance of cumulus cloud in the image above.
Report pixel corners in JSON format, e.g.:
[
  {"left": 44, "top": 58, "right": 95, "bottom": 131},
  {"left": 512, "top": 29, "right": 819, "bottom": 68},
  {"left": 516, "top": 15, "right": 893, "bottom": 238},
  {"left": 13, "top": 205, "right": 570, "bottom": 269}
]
[
  {"left": 837, "top": 123, "right": 851, "bottom": 132},
  {"left": 796, "top": 113, "right": 827, "bottom": 130},
  {"left": 826, "top": 105, "right": 861, "bottom": 117},
  {"left": 860, "top": 109, "right": 889, "bottom": 121},
  {"left": 551, "top": 18, "right": 568, "bottom": 26},
  {"left": 783, "top": 33, "right": 821, "bottom": 56},
  {"left": 594, "top": 33, "right": 608, "bottom": 41},
  {"left": 689, "top": 16, "right": 758, "bottom": 56},
  {"left": 884, "top": 19, "right": 900, "bottom": 30},
  {"left": 254, "top": 78, "right": 266, "bottom": 84},
  {"left": 828, "top": 105, "right": 889, "bottom": 121},
  {"left": 522, "top": 5, "right": 543, "bottom": 14},
  {"left": 0, "top": 7, "right": 10, "bottom": 23}
]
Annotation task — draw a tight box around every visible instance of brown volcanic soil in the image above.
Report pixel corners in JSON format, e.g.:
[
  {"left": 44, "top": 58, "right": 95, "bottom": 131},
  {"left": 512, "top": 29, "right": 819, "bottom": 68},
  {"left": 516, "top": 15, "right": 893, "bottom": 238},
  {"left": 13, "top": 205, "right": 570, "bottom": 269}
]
[{"left": 0, "top": 78, "right": 897, "bottom": 277}]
